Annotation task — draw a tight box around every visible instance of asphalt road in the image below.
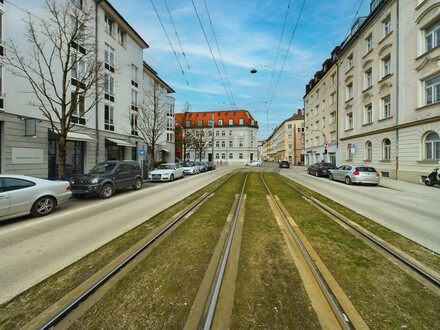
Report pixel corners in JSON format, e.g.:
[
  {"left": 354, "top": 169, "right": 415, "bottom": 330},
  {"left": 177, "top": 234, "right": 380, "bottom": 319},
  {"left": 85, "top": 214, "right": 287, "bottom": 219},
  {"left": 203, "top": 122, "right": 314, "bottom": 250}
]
[
  {"left": 279, "top": 165, "right": 440, "bottom": 255},
  {"left": 0, "top": 166, "right": 232, "bottom": 304}
]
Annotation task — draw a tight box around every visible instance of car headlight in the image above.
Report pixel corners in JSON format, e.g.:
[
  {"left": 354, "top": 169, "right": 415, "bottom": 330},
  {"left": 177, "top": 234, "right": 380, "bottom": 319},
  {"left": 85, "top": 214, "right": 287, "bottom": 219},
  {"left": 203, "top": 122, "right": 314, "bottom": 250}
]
[{"left": 91, "top": 178, "right": 99, "bottom": 184}]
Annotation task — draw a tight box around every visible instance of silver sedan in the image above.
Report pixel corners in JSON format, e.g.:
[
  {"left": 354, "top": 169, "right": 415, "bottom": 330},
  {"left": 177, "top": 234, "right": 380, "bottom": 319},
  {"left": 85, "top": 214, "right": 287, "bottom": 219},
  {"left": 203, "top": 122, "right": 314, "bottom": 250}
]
[
  {"left": 0, "top": 174, "right": 72, "bottom": 221},
  {"left": 329, "top": 165, "right": 380, "bottom": 185}
]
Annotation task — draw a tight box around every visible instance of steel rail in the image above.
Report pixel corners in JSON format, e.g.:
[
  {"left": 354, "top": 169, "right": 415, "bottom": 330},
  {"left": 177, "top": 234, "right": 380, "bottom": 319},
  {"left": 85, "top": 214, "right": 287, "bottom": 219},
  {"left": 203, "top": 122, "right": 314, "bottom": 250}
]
[
  {"left": 261, "top": 172, "right": 351, "bottom": 330},
  {"left": 275, "top": 172, "right": 440, "bottom": 288},
  {"left": 38, "top": 174, "right": 235, "bottom": 330},
  {"left": 203, "top": 173, "right": 249, "bottom": 330}
]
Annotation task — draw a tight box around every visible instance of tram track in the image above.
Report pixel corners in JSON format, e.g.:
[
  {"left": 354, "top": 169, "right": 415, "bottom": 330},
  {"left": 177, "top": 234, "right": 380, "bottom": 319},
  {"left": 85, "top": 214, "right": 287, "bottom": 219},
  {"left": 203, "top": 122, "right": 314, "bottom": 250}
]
[
  {"left": 25, "top": 174, "right": 236, "bottom": 330},
  {"left": 274, "top": 172, "right": 440, "bottom": 291}
]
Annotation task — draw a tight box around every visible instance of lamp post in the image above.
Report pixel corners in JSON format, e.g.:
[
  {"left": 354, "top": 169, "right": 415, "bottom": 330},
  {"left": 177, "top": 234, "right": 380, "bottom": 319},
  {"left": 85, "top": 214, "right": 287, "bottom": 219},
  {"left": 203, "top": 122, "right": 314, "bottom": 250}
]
[{"left": 211, "top": 112, "right": 215, "bottom": 162}]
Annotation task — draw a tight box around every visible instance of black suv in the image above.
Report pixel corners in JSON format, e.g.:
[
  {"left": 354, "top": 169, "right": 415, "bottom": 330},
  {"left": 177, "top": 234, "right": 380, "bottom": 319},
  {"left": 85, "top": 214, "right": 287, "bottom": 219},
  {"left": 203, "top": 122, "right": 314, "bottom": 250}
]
[{"left": 70, "top": 160, "right": 143, "bottom": 199}]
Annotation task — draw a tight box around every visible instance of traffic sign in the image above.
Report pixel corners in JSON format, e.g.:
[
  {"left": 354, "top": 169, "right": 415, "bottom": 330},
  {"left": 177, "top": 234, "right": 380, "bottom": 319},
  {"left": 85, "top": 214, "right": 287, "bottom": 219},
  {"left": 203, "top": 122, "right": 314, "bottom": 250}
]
[
  {"left": 323, "top": 142, "right": 330, "bottom": 148},
  {"left": 140, "top": 149, "right": 145, "bottom": 156}
]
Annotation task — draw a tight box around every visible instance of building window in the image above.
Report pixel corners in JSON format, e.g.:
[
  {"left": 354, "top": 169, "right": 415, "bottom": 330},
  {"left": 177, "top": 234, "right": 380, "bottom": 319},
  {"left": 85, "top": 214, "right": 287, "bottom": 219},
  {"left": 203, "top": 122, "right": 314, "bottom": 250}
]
[
  {"left": 229, "top": 118, "right": 233, "bottom": 125},
  {"left": 118, "top": 26, "right": 125, "bottom": 45},
  {"left": 383, "top": 139, "right": 391, "bottom": 160},
  {"left": 216, "top": 153, "right": 219, "bottom": 159},
  {"left": 239, "top": 153, "right": 243, "bottom": 159},
  {"left": 216, "top": 130, "right": 219, "bottom": 136},
  {"left": 330, "top": 111, "right": 336, "bottom": 124},
  {"left": 71, "top": 0, "right": 83, "bottom": 7},
  {"left": 216, "top": 141, "right": 219, "bottom": 148},
  {"left": 229, "top": 141, "right": 233, "bottom": 147},
  {"left": 331, "top": 72, "right": 336, "bottom": 85},
  {"left": 383, "top": 55, "right": 391, "bottom": 77},
  {"left": 131, "top": 113, "right": 138, "bottom": 135},
  {"left": 131, "top": 65, "right": 138, "bottom": 87},
  {"left": 208, "top": 119, "right": 213, "bottom": 126},
  {"left": 222, "top": 130, "right": 225, "bottom": 136},
  {"left": 425, "top": 74, "right": 440, "bottom": 105},
  {"left": 346, "top": 112, "right": 353, "bottom": 130},
  {"left": 347, "top": 82, "right": 353, "bottom": 100},
  {"left": 198, "top": 120, "right": 202, "bottom": 126},
  {"left": 330, "top": 92, "right": 336, "bottom": 105},
  {"left": 330, "top": 131, "right": 336, "bottom": 142},
  {"left": 218, "top": 119, "right": 223, "bottom": 126},
  {"left": 424, "top": 132, "right": 440, "bottom": 160},
  {"left": 382, "top": 95, "right": 391, "bottom": 118},
  {"left": 347, "top": 144, "right": 353, "bottom": 161},
  {"left": 221, "top": 141, "right": 225, "bottom": 147},
  {"left": 131, "top": 90, "right": 138, "bottom": 111},
  {"left": 104, "top": 14, "right": 113, "bottom": 35},
  {"left": 239, "top": 118, "right": 244, "bottom": 125},
  {"left": 366, "top": 141, "right": 372, "bottom": 160},
  {"left": 104, "top": 104, "right": 114, "bottom": 131},
  {"left": 425, "top": 19, "right": 440, "bottom": 53},
  {"left": 365, "top": 68, "right": 372, "bottom": 88},
  {"left": 221, "top": 153, "right": 226, "bottom": 159},
  {"left": 104, "top": 44, "right": 115, "bottom": 72},
  {"left": 384, "top": 16, "right": 391, "bottom": 37},
  {"left": 365, "top": 104, "right": 373, "bottom": 124},
  {"left": 366, "top": 34, "right": 373, "bottom": 53},
  {"left": 239, "top": 141, "right": 244, "bottom": 147},
  {"left": 347, "top": 54, "right": 353, "bottom": 70},
  {"left": 104, "top": 75, "right": 115, "bottom": 101},
  {"left": 186, "top": 121, "right": 191, "bottom": 127},
  {"left": 229, "top": 130, "right": 233, "bottom": 136},
  {"left": 229, "top": 153, "right": 233, "bottom": 159}
]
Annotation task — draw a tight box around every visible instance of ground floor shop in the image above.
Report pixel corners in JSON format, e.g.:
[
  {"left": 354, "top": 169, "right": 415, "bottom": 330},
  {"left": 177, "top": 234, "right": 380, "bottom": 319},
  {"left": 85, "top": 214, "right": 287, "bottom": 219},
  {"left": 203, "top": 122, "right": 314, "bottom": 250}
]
[{"left": 0, "top": 116, "right": 174, "bottom": 179}]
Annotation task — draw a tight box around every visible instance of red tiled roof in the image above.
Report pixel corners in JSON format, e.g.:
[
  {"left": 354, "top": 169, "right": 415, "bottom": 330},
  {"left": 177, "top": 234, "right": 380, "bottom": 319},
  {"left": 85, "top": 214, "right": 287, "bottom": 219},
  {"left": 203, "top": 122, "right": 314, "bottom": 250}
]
[{"left": 175, "top": 110, "right": 258, "bottom": 128}]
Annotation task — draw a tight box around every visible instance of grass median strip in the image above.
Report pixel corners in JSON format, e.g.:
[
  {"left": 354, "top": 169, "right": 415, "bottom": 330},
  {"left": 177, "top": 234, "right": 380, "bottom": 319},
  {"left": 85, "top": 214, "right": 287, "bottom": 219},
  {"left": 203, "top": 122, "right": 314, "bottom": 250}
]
[
  {"left": 70, "top": 173, "right": 245, "bottom": 328},
  {"left": 265, "top": 172, "right": 440, "bottom": 329},
  {"left": 231, "top": 173, "right": 320, "bottom": 328},
  {"left": 0, "top": 175, "right": 232, "bottom": 330}
]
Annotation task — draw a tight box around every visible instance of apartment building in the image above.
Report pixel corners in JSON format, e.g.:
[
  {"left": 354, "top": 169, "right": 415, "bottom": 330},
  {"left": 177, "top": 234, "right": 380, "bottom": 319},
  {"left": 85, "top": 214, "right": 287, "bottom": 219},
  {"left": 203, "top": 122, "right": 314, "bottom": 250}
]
[
  {"left": 304, "top": 0, "right": 440, "bottom": 183},
  {"left": 175, "top": 110, "right": 259, "bottom": 163},
  {"left": 263, "top": 111, "right": 304, "bottom": 164},
  {"left": 0, "top": 0, "right": 174, "bottom": 179},
  {"left": 304, "top": 47, "right": 339, "bottom": 165}
]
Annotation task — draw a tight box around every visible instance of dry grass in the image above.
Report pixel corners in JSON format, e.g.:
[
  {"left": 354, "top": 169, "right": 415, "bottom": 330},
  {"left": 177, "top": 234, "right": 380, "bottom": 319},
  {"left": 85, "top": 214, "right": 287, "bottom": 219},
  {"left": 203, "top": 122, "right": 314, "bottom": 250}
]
[
  {"left": 266, "top": 172, "right": 440, "bottom": 329},
  {"left": 230, "top": 173, "right": 320, "bottom": 329},
  {"left": 72, "top": 173, "right": 245, "bottom": 328},
  {"left": 0, "top": 176, "right": 229, "bottom": 330}
]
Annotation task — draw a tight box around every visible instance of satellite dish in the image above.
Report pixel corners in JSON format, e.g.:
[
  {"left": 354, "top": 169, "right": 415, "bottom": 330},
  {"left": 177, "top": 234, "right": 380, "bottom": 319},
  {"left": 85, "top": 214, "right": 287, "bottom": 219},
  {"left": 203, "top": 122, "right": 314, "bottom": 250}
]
[{"left": 250, "top": 68, "right": 257, "bottom": 74}]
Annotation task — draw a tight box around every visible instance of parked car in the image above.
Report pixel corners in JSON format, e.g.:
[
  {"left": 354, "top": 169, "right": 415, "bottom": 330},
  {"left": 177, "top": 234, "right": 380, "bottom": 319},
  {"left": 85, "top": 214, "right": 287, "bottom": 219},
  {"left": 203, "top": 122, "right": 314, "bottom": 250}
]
[
  {"left": 307, "top": 162, "right": 337, "bottom": 177},
  {"left": 279, "top": 161, "right": 290, "bottom": 168},
  {"left": 0, "top": 174, "right": 71, "bottom": 221},
  {"left": 244, "top": 160, "right": 261, "bottom": 166},
  {"left": 196, "top": 161, "right": 208, "bottom": 173},
  {"left": 149, "top": 163, "right": 185, "bottom": 182},
  {"left": 70, "top": 160, "right": 143, "bottom": 199},
  {"left": 206, "top": 161, "right": 216, "bottom": 171},
  {"left": 182, "top": 161, "right": 200, "bottom": 175},
  {"left": 329, "top": 165, "right": 380, "bottom": 185}
]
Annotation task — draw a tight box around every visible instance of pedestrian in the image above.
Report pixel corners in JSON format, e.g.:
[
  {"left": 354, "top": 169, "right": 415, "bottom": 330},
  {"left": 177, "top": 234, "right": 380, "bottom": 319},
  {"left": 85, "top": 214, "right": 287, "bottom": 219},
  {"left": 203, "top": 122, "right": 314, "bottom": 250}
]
[{"left": 220, "top": 160, "right": 223, "bottom": 166}]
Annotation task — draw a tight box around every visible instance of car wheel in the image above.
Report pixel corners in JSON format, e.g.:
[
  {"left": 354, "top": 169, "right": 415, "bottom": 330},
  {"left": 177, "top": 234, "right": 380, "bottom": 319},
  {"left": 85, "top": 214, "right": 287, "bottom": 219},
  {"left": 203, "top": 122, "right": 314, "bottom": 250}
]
[
  {"left": 100, "top": 184, "right": 114, "bottom": 199},
  {"left": 31, "top": 196, "right": 56, "bottom": 217},
  {"left": 329, "top": 174, "right": 334, "bottom": 181},
  {"left": 257, "top": 164, "right": 260, "bottom": 167},
  {"left": 345, "top": 176, "right": 352, "bottom": 185},
  {"left": 315, "top": 171, "right": 319, "bottom": 177},
  {"left": 133, "top": 178, "right": 143, "bottom": 190},
  {"left": 170, "top": 174, "right": 174, "bottom": 182},
  {"left": 181, "top": 172, "right": 185, "bottom": 178}
]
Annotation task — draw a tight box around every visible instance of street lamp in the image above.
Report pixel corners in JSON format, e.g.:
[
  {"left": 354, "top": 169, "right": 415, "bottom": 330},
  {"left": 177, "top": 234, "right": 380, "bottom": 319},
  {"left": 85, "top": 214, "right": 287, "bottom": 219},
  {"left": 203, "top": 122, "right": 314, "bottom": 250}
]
[{"left": 211, "top": 112, "right": 215, "bottom": 162}]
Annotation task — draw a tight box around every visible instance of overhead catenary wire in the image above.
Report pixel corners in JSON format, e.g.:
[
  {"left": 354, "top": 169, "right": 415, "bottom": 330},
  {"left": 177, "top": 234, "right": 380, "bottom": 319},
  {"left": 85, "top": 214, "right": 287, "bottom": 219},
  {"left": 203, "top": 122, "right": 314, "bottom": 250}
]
[
  {"left": 266, "top": 0, "right": 306, "bottom": 113},
  {"left": 343, "top": 0, "right": 365, "bottom": 40},
  {"left": 190, "top": 0, "right": 237, "bottom": 111}
]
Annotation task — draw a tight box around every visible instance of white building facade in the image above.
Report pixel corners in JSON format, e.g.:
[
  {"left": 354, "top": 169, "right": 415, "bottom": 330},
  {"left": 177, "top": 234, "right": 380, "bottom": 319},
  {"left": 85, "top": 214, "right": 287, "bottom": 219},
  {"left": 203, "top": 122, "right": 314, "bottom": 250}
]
[{"left": 0, "top": 0, "right": 174, "bottom": 179}]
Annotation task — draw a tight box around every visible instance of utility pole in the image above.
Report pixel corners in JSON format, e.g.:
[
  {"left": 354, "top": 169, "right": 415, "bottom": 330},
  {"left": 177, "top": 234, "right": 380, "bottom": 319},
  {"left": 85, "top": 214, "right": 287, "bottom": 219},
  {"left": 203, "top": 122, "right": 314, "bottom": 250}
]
[{"left": 211, "top": 112, "right": 215, "bottom": 162}]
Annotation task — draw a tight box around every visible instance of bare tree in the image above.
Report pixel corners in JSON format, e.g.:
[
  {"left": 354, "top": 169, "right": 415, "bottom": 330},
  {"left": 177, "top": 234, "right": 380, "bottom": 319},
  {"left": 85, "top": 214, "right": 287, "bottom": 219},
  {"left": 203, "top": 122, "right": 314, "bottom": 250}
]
[
  {"left": 136, "top": 81, "right": 167, "bottom": 169},
  {"left": 193, "top": 128, "right": 210, "bottom": 161},
  {"left": 5, "top": 0, "right": 104, "bottom": 179}
]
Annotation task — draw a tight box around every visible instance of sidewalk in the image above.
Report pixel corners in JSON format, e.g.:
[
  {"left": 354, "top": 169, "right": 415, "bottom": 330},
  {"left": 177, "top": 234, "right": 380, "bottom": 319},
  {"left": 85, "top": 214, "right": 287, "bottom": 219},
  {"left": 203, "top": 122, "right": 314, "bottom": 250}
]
[{"left": 380, "top": 177, "right": 440, "bottom": 199}]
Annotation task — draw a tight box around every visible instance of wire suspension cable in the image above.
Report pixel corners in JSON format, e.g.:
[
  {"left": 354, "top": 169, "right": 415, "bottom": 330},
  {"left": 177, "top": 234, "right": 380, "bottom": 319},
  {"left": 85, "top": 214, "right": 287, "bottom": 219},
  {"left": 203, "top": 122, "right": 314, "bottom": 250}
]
[{"left": 190, "top": 0, "right": 236, "bottom": 110}]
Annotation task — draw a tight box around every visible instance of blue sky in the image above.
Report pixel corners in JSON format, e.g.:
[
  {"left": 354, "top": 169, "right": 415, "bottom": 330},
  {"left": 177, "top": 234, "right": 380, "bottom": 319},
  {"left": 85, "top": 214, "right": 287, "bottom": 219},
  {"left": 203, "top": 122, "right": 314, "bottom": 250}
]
[{"left": 109, "top": 0, "right": 370, "bottom": 140}]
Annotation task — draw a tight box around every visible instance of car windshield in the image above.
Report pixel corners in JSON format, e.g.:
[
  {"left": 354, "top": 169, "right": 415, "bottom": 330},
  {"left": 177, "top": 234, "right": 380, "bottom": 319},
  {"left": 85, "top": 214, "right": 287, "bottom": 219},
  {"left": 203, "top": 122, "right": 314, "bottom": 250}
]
[
  {"left": 89, "top": 162, "right": 116, "bottom": 174},
  {"left": 184, "top": 162, "right": 195, "bottom": 167},
  {"left": 355, "top": 167, "right": 377, "bottom": 172},
  {"left": 158, "top": 164, "right": 174, "bottom": 170}
]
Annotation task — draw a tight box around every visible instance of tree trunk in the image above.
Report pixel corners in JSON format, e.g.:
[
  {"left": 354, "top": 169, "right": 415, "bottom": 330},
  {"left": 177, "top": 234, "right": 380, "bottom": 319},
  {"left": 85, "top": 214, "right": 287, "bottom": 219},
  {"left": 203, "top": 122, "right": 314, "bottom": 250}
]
[{"left": 57, "top": 135, "right": 67, "bottom": 180}]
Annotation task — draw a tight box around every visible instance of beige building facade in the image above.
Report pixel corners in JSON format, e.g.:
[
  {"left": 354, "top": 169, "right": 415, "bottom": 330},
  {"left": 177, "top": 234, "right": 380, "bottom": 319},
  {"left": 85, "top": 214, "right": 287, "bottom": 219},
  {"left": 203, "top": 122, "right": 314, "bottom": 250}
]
[{"left": 304, "top": 0, "right": 440, "bottom": 183}]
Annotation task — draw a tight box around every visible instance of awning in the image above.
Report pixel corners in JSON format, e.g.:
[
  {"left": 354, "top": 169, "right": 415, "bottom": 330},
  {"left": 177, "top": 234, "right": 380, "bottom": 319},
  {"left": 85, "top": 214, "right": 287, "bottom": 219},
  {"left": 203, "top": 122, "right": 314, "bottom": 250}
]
[
  {"left": 106, "top": 137, "right": 136, "bottom": 147},
  {"left": 161, "top": 148, "right": 169, "bottom": 152},
  {"left": 67, "top": 132, "right": 97, "bottom": 142}
]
